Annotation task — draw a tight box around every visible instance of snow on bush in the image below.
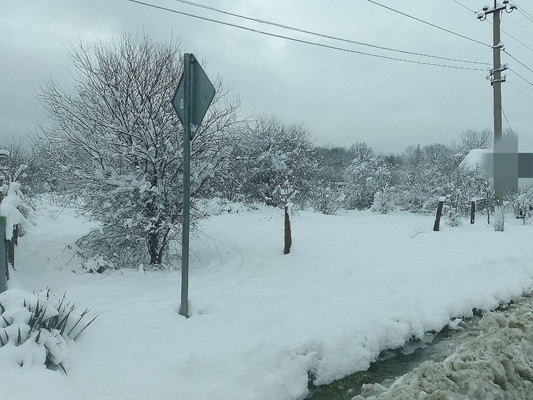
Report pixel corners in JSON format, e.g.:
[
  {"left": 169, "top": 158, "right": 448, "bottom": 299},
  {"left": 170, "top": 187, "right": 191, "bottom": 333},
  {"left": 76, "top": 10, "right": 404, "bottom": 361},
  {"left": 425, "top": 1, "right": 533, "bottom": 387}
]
[
  {"left": 0, "top": 289, "right": 96, "bottom": 373},
  {"left": 0, "top": 182, "right": 30, "bottom": 239},
  {"left": 310, "top": 183, "right": 345, "bottom": 215},
  {"left": 371, "top": 187, "right": 395, "bottom": 215},
  {"left": 445, "top": 208, "right": 462, "bottom": 227}
]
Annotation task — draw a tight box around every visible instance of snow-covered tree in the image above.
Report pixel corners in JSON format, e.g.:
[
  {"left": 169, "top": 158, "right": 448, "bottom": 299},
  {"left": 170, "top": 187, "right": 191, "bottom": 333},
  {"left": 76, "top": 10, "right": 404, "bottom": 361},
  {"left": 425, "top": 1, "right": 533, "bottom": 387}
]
[
  {"left": 236, "top": 117, "right": 317, "bottom": 208},
  {"left": 38, "top": 32, "right": 240, "bottom": 266},
  {"left": 344, "top": 145, "right": 400, "bottom": 210}
]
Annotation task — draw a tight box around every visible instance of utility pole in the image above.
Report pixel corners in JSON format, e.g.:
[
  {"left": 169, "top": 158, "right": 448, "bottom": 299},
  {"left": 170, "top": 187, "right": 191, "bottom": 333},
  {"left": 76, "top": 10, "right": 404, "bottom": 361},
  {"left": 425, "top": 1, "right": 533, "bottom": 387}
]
[{"left": 477, "top": 0, "right": 516, "bottom": 231}]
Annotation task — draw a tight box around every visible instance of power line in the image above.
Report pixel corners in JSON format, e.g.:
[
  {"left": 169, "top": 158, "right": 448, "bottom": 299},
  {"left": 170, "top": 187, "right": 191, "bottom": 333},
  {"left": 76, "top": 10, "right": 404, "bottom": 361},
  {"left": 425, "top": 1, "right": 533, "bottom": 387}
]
[
  {"left": 503, "top": 49, "right": 533, "bottom": 75},
  {"left": 517, "top": 9, "right": 533, "bottom": 25},
  {"left": 367, "top": 0, "right": 492, "bottom": 48},
  {"left": 449, "top": 0, "right": 476, "bottom": 14},
  {"left": 507, "top": 81, "right": 533, "bottom": 101},
  {"left": 501, "top": 27, "right": 533, "bottom": 53},
  {"left": 509, "top": 68, "right": 533, "bottom": 87},
  {"left": 512, "top": 1, "right": 533, "bottom": 18},
  {"left": 170, "top": 0, "right": 490, "bottom": 66},
  {"left": 513, "top": 1, "right": 533, "bottom": 23},
  {"left": 450, "top": 0, "right": 533, "bottom": 56},
  {"left": 501, "top": 107, "right": 514, "bottom": 135},
  {"left": 126, "top": 0, "right": 487, "bottom": 71}
]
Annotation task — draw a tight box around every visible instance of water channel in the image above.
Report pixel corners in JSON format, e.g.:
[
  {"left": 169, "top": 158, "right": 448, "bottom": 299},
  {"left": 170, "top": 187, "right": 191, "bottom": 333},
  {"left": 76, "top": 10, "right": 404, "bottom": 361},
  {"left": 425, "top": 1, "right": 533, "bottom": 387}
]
[{"left": 305, "top": 307, "right": 495, "bottom": 400}]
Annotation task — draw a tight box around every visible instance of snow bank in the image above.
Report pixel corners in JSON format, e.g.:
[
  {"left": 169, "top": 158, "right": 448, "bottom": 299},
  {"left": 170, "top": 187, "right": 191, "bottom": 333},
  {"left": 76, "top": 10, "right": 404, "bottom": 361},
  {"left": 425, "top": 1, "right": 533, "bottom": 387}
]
[{"left": 354, "top": 298, "right": 533, "bottom": 400}]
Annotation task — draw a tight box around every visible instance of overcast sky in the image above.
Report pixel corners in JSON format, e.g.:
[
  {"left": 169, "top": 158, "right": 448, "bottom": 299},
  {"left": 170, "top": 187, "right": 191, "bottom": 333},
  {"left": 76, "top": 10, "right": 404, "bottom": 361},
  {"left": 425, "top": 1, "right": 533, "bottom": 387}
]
[{"left": 2, "top": 0, "right": 533, "bottom": 153}]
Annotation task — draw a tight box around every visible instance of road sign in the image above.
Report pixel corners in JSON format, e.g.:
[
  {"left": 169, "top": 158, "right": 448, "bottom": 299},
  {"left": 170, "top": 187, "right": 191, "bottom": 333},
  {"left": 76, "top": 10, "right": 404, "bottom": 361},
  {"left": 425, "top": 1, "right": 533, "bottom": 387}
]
[
  {"left": 172, "top": 54, "right": 216, "bottom": 318},
  {"left": 172, "top": 54, "right": 215, "bottom": 139}
]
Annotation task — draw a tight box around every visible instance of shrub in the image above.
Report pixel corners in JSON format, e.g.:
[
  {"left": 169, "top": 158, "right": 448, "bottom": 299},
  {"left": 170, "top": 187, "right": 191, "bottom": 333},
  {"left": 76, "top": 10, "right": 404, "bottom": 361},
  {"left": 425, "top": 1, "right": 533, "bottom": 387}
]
[
  {"left": 0, "top": 289, "right": 97, "bottom": 373},
  {"left": 446, "top": 208, "right": 462, "bottom": 227}
]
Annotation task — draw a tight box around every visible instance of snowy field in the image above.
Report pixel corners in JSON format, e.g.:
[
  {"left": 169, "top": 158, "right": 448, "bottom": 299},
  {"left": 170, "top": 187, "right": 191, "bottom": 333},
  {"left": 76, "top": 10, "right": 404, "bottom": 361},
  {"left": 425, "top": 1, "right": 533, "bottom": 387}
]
[{"left": 4, "top": 196, "right": 533, "bottom": 400}]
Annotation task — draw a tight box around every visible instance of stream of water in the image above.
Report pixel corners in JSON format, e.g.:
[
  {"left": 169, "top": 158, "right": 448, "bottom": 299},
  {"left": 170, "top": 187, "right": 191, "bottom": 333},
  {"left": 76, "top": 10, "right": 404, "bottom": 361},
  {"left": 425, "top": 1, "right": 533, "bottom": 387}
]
[{"left": 306, "top": 311, "right": 487, "bottom": 400}]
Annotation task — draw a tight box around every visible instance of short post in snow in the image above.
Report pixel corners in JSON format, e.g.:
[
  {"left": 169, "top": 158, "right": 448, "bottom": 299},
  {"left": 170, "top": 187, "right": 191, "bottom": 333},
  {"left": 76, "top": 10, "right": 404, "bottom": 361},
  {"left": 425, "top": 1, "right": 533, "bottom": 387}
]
[
  {"left": 470, "top": 200, "right": 476, "bottom": 224},
  {"left": 433, "top": 198, "right": 445, "bottom": 231},
  {"left": 284, "top": 206, "right": 292, "bottom": 255},
  {"left": 0, "top": 217, "right": 7, "bottom": 293}
]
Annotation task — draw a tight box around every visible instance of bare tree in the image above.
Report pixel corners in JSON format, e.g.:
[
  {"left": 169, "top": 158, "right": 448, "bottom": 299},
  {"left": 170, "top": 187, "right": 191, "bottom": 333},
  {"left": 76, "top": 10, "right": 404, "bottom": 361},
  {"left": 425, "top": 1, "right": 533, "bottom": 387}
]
[{"left": 38, "top": 32, "right": 239, "bottom": 267}]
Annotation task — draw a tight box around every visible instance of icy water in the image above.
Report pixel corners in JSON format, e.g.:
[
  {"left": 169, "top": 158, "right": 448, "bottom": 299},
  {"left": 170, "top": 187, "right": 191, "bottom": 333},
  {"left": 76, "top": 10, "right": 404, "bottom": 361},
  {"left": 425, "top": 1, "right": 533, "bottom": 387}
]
[{"left": 306, "top": 312, "right": 487, "bottom": 400}]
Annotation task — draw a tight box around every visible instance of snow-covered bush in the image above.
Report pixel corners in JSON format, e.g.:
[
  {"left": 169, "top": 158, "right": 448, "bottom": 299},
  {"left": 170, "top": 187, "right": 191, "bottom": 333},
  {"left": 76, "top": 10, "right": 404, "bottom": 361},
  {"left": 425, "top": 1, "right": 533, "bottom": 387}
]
[
  {"left": 0, "top": 182, "right": 31, "bottom": 238},
  {"left": 76, "top": 231, "right": 142, "bottom": 271},
  {"left": 0, "top": 289, "right": 96, "bottom": 373},
  {"left": 310, "top": 183, "right": 345, "bottom": 215},
  {"left": 505, "top": 188, "right": 533, "bottom": 224},
  {"left": 371, "top": 187, "right": 395, "bottom": 214},
  {"left": 39, "top": 33, "right": 240, "bottom": 266},
  {"left": 234, "top": 117, "right": 317, "bottom": 209},
  {"left": 446, "top": 208, "right": 462, "bottom": 227}
]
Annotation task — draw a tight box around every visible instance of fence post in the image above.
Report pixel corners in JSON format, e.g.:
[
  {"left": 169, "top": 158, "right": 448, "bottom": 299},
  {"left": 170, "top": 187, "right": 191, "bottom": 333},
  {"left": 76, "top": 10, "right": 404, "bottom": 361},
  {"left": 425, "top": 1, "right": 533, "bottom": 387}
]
[
  {"left": 470, "top": 201, "right": 476, "bottom": 224},
  {"left": 0, "top": 217, "right": 6, "bottom": 293},
  {"left": 433, "top": 200, "right": 444, "bottom": 231},
  {"left": 284, "top": 206, "right": 292, "bottom": 255}
]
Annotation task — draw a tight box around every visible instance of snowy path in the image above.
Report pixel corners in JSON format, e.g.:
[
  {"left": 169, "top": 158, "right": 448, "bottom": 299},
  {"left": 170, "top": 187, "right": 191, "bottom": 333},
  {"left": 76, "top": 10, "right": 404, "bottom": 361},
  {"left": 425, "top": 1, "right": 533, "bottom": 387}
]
[{"left": 4, "top": 199, "right": 533, "bottom": 400}]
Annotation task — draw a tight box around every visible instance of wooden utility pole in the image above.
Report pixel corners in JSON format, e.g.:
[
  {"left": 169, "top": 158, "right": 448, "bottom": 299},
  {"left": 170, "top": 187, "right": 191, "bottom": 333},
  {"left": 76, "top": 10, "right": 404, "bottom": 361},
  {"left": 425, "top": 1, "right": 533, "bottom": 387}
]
[{"left": 477, "top": 1, "right": 516, "bottom": 231}]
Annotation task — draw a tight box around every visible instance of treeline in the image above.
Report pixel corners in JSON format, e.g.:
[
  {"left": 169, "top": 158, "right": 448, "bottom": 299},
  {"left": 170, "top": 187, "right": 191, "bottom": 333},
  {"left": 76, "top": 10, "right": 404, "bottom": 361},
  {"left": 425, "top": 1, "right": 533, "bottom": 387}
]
[
  {"left": 12, "top": 124, "right": 494, "bottom": 216},
  {"left": 212, "top": 124, "right": 495, "bottom": 216}
]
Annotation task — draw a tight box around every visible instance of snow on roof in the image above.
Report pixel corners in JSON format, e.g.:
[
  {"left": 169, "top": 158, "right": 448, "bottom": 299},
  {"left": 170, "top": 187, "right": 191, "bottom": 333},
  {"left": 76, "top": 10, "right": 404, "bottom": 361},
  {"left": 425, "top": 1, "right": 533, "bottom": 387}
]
[{"left": 459, "top": 148, "right": 492, "bottom": 171}]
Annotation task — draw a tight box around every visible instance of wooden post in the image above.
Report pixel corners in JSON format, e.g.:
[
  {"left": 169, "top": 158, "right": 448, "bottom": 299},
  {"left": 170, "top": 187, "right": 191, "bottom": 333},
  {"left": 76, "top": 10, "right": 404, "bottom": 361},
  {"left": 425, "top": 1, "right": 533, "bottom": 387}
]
[
  {"left": 284, "top": 206, "right": 292, "bottom": 255},
  {"left": 433, "top": 200, "right": 444, "bottom": 232},
  {"left": 470, "top": 201, "right": 476, "bottom": 224}
]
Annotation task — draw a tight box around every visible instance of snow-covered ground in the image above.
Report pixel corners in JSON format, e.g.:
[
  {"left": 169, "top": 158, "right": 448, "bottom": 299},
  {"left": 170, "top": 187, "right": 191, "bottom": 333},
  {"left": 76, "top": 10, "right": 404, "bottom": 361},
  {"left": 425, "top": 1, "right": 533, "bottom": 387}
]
[{"left": 4, "top": 197, "right": 533, "bottom": 400}]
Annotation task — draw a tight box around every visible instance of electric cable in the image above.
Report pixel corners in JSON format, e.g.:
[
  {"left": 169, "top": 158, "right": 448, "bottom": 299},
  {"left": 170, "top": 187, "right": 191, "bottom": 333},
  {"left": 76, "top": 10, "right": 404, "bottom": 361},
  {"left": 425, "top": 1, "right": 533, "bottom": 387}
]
[
  {"left": 512, "top": 1, "right": 533, "bottom": 25},
  {"left": 367, "top": 0, "right": 492, "bottom": 48},
  {"left": 503, "top": 49, "right": 533, "bottom": 75},
  {"left": 518, "top": 9, "right": 533, "bottom": 25},
  {"left": 449, "top": 0, "right": 476, "bottom": 14},
  {"left": 501, "top": 28, "right": 533, "bottom": 53},
  {"left": 126, "top": 0, "right": 488, "bottom": 71},
  {"left": 507, "top": 81, "right": 533, "bottom": 101},
  {"left": 509, "top": 68, "right": 533, "bottom": 87},
  {"left": 451, "top": 0, "right": 533, "bottom": 53},
  {"left": 501, "top": 107, "right": 514, "bottom": 135},
  {"left": 170, "top": 0, "right": 490, "bottom": 66},
  {"left": 513, "top": 1, "right": 533, "bottom": 18}
]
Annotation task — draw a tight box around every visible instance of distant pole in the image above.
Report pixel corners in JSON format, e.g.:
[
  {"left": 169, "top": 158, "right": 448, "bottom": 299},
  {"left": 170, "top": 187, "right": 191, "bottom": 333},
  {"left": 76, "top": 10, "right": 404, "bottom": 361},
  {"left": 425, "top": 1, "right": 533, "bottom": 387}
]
[
  {"left": 470, "top": 200, "right": 476, "bottom": 224},
  {"left": 476, "top": 1, "right": 516, "bottom": 231},
  {"left": 0, "top": 217, "right": 7, "bottom": 293},
  {"left": 179, "top": 54, "right": 193, "bottom": 318}
]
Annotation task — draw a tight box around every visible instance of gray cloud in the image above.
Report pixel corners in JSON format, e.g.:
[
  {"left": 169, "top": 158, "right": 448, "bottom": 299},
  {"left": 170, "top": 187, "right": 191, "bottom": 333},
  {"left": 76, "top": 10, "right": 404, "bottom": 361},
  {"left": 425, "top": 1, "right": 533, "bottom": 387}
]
[{"left": 2, "top": 0, "right": 532, "bottom": 153}]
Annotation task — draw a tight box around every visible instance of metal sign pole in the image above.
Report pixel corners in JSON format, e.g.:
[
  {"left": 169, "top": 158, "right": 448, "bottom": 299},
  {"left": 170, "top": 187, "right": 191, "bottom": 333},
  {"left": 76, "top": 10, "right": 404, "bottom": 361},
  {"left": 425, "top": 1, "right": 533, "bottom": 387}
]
[
  {"left": 172, "top": 53, "right": 215, "bottom": 318},
  {"left": 179, "top": 54, "right": 192, "bottom": 317}
]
